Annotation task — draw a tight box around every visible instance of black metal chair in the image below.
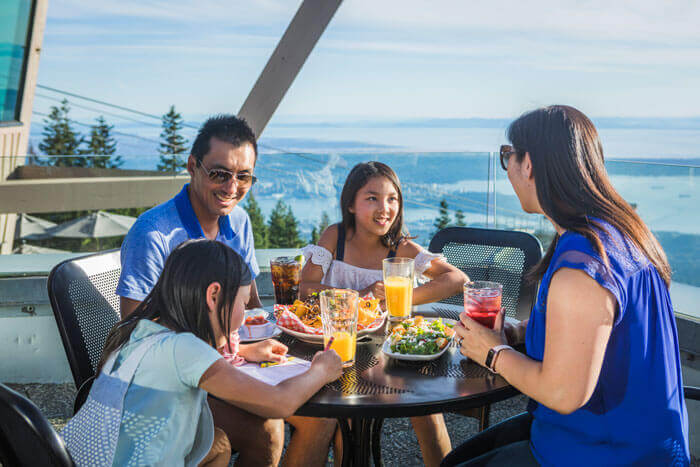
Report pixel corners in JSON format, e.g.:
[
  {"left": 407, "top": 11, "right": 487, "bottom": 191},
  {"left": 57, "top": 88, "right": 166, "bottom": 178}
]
[
  {"left": 429, "top": 227, "right": 542, "bottom": 430},
  {"left": 429, "top": 226, "right": 543, "bottom": 322},
  {"left": 0, "top": 383, "right": 74, "bottom": 467},
  {"left": 47, "top": 249, "right": 122, "bottom": 413}
]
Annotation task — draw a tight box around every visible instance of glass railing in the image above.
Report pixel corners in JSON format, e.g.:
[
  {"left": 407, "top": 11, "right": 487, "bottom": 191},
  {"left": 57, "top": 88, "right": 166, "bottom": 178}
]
[
  {"left": 7, "top": 152, "right": 699, "bottom": 316},
  {"left": 493, "top": 156, "right": 700, "bottom": 317}
]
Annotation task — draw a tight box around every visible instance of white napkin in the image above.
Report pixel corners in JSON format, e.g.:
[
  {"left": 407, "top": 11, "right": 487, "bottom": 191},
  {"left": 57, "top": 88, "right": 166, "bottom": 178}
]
[{"left": 236, "top": 358, "right": 311, "bottom": 386}]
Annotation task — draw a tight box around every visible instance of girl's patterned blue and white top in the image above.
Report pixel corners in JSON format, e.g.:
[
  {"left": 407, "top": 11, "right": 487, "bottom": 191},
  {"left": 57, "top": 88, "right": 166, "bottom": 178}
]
[{"left": 105, "top": 320, "right": 222, "bottom": 466}]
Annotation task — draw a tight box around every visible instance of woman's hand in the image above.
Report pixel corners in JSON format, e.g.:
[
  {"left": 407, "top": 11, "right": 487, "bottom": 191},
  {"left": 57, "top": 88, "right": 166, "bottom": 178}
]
[
  {"left": 311, "top": 350, "right": 344, "bottom": 383},
  {"left": 454, "top": 308, "right": 508, "bottom": 368},
  {"left": 238, "top": 339, "right": 288, "bottom": 363},
  {"left": 360, "top": 281, "right": 385, "bottom": 301}
]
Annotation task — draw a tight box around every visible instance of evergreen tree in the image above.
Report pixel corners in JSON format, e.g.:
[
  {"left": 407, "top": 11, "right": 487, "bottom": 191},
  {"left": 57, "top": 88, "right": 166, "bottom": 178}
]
[
  {"left": 39, "top": 99, "right": 84, "bottom": 167},
  {"left": 157, "top": 105, "right": 188, "bottom": 172},
  {"left": 455, "top": 209, "right": 466, "bottom": 227},
  {"left": 267, "top": 200, "right": 288, "bottom": 248},
  {"left": 310, "top": 226, "right": 319, "bottom": 244},
  {"left": 318, "top": 211, "right": 331, "bottom": 234},
  {"left": 243, "top": 193, "right": 268, "bottom": 248},
  {"left": 26, "top": 142, "right": 45, "bottom": 166},
  {"left": 283, "top": 204, "right": 304, "bottom": 248},
  {"left": 81, "top": 116, "right": 121, "bottom": 168},
  {"left": 267, "top": 200, "right": 303, "bottom": 248},
  {"left": 433, "top": 198, "right": 451, "bottom": 235}
]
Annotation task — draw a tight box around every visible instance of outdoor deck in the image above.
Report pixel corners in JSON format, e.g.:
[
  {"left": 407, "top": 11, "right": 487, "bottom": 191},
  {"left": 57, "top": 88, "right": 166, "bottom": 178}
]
[{"left": 8, "top": 383, "right": 528, "bottom": 466}]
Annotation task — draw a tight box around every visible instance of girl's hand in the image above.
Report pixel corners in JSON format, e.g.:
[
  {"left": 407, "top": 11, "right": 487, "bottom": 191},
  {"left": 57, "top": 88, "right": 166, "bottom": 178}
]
[
  {"left": 239, "top": 339, "right": 288, "bottom": 363},
  {"left": 311, "top": 350, "right": 343, "bottom": 383},
  {"left": 360, "top": 281, "right": 385, "bottom": 300},
  {"left": 454, "top": 308, "right": 507, "bottom": 368}
]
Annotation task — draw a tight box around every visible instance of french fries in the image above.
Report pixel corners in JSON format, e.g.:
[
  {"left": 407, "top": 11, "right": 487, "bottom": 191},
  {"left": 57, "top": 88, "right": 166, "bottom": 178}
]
[{"left": 288, "top": 294, "right": 382, "bottom": 329}]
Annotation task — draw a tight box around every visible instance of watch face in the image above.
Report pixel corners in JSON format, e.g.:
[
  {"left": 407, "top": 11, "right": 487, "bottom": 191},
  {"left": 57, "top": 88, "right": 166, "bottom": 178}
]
[{"left": 485, "top": 348, "right": 496, "bottom": 370}]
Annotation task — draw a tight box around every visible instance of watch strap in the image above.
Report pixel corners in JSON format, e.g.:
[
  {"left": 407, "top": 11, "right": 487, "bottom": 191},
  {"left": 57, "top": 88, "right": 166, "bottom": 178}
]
[{"left": 485, "top": 344, "right": 512, "bottom": 373}]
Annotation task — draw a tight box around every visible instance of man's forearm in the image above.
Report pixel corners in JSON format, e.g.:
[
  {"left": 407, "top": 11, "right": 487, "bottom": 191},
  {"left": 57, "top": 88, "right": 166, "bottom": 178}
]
[
  {"left": 246, "top": 280, "right": 263, "bottom": 309},
  {"left": 119, "top": 296, "right": 141, "bottom": 318}
]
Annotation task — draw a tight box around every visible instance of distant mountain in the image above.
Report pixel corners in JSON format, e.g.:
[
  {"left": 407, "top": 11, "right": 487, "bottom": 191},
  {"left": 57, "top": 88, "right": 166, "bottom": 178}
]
[{"left": 269, "top": 117, "right": 700, "bottom": 131}]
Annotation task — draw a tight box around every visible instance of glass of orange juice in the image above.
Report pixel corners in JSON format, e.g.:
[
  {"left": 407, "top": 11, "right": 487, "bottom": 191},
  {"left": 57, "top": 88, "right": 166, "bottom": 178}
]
[
  {"left": 383, "top": 257, "right": 414, "bottom": 322},
  {"left": 319, "top": 289, "right": 359, "bottom": 368}
]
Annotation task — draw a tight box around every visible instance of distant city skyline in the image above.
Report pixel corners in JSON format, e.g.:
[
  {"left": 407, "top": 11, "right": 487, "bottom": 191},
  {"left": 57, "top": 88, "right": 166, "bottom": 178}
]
[{"left": 35, "top": 0, "right": 700, "bottom": 131}]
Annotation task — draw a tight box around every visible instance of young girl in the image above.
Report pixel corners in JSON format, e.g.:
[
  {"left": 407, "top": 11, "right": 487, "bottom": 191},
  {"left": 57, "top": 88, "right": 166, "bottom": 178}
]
[
  {"left": 300, "top": 161, "right": 468, "bottom": 467},
  {"left": 63, "top": 239, "right": 343, "bottom": 467}
]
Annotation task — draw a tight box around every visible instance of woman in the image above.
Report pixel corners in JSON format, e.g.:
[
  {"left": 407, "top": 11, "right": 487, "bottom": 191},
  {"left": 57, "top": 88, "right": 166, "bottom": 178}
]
[
  {"left": 301, "top": 161, "right": 467, "bottom": 467},
  {"left": 443, "top": 105, "right": 689, "bottom": 466}
]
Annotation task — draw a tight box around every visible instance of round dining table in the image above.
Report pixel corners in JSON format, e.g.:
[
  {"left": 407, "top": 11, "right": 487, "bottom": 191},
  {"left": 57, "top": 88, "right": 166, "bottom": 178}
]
[{"left": 277, "top": 303, "right": 520, "bottom": 467}]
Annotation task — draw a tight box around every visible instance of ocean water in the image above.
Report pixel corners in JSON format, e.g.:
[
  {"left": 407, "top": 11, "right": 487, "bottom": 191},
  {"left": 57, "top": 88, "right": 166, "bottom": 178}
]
[{"left": 24, "top": 124, "right": 700, "bottom": 296}]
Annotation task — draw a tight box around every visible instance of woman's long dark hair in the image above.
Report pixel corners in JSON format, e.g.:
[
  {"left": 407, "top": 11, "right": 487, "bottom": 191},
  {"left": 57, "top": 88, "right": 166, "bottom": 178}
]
[
  {"left": 98, "top": 239, "right": 252, "bottom": 372},
  {"left": 340, "top": 161, "right": 407, "bottom": 249},
  {"left": 508, "top": 105, "right": 671, "bottom": 287}
]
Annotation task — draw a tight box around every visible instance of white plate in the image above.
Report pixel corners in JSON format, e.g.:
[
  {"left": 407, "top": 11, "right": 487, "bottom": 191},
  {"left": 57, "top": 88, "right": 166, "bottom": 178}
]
[
  {"left": 381, "top": 339, "right": 452, "bottom": 361},
  {"left": 276, "top": 326, "right": 325, "bottom": 344},
  {"left": 381, "top": 318, "right": 455, "bottom": 361},
  {"left": 277, "top": 311, "right": 388, "bottom": 346},
  {"left": 239, "top": 309, "right": 283, "bottom": 343}
]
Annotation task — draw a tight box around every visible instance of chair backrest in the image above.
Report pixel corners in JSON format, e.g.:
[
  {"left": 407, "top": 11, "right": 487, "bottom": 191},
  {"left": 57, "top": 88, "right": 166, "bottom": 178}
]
[
  {"left": 0, "top": 383, "right": 74, "bottom": 467},
  {"left": 48, "top": 249, "right": 122, "bottom": 389},
  {"left": 429, "top": 227, "right": 543, "bottom": 321}
]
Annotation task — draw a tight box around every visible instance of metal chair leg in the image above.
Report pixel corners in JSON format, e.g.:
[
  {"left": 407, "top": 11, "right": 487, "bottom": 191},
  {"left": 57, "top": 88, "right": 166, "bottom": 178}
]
[
  {"left": 338, "top": 418, "right": 353, "bottom": 467},
  {"left": 479, "top": 404, "right": 491, "bottom": 431}
]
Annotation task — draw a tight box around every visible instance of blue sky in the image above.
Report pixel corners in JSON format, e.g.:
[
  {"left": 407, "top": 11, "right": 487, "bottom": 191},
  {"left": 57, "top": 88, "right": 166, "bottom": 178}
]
[{"left": 35, "top": 0, "right": 700, "bottom": 128}]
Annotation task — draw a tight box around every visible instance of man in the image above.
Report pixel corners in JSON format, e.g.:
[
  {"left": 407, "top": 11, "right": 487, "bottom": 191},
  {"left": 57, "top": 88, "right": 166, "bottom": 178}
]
[
  {"left": 117, "top": 115, "right": 336, "bottom": 466},
  {"left": 118, "top": 115, "right": 262, "bottom": 315}
]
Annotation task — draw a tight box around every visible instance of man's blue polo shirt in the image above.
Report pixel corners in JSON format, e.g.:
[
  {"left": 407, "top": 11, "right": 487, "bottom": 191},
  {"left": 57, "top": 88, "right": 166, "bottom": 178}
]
[{"left": 116, "top": 184, "right": 260, "bottom": 302}]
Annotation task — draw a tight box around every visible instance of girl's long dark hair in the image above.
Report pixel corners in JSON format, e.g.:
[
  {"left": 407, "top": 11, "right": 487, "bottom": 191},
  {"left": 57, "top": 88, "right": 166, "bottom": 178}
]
[
  {"left": 98, "top": 239, "right": 252, "bottom": 372},
  {"left": 340, "top": 161, "right": 407, "bottom": 249},
  {"left": 508, "top": 105, "right": 671, "bottom": 287}
]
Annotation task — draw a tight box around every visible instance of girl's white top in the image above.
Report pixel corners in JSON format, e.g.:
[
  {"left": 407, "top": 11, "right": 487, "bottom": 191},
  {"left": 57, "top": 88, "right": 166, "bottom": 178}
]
[{"left": 301, "top": 244, "right": 444, "bottom": 291}]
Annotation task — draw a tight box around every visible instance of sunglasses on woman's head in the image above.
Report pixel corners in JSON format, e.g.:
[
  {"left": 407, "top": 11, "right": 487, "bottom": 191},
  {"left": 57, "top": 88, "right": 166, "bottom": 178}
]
[
  {"left": 197, "top": 160, "right": 257, "bottom": 187},
  {"left": 499, "top": 145, "right": 517, "bottom": 171}
]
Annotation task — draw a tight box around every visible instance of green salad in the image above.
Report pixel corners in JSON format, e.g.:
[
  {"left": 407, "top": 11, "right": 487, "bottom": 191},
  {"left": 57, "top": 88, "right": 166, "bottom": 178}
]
[{"left": 388, "top": 316, "right": 454, "bottom": 355}]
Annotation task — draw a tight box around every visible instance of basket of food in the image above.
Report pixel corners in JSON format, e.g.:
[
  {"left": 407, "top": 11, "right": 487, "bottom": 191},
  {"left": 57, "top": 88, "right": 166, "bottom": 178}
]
[{"left": 274, "top": 292, "right": 386, "bottom": 343}]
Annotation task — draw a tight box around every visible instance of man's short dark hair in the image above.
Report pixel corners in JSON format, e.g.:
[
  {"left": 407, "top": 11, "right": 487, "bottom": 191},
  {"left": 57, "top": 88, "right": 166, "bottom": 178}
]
[{"left": 191, "top": 115, "right": 258, "bottom": 163}]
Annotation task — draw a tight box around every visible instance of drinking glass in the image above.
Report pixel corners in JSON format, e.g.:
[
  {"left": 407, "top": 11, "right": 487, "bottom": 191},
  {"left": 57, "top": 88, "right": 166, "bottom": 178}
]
[
  {"left": 270, "top": 256, "right": 302, "bottom": 305},
  {"left": 382, "top": 257, "right": 414, "bottom": 322},
  {"left": 463, "top": 281, "right": 503, "bottom": 329},
  {"left": 319, "top": 289, "right": 359, "bottom": 368}
]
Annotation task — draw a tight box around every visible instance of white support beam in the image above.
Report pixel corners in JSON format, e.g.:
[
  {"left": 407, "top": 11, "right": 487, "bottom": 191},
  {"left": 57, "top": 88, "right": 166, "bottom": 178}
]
[
  {"left": 0, "top": 0, "right": 48, "bottom": 254},
  {"left": 238, "top": 0, "right": 343, "bottom": 138},
  {"left": 0, "top": 176, "right": 189, "bottom": 214}
]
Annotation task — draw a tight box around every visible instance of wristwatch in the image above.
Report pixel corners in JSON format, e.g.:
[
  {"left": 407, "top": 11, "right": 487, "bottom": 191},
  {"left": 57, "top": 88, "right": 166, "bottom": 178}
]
[{"left": 485, "top": 345, "right": 512, "bottom": 374}]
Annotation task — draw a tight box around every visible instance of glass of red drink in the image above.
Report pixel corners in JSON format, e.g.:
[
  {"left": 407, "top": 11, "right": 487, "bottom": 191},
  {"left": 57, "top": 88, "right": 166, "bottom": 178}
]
[{"left": 463, "top": 281, "right": 503, "bottom": 329}]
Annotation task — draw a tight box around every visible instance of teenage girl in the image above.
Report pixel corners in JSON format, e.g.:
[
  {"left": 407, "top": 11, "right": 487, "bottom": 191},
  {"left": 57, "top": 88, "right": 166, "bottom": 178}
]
[
  {"left": 300, "top": 161, "right": 468, "bottom": 467},
  {"left": 63, "top": 239, "right": 342, "bottom": 467}
]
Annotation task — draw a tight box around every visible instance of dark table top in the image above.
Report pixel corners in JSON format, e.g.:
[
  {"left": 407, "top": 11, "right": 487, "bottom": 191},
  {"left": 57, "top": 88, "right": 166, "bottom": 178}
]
[{"left": 283, "top": 304, "right": 519, "bottom": 419}]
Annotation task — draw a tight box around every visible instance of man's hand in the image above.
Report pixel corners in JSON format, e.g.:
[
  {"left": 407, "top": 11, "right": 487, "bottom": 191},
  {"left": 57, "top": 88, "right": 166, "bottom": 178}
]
[{"left": 238, "top": 339, "right": 288, "bottom": 363}]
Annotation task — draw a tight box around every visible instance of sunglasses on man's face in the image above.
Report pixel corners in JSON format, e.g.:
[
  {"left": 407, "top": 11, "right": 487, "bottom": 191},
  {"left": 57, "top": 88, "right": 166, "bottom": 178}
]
[
  {"left": 499, "top": 145, "right": 517, "bottom": 171},
  {"left": 197, "top": 160, "right": 257, "bottom": 187}
]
